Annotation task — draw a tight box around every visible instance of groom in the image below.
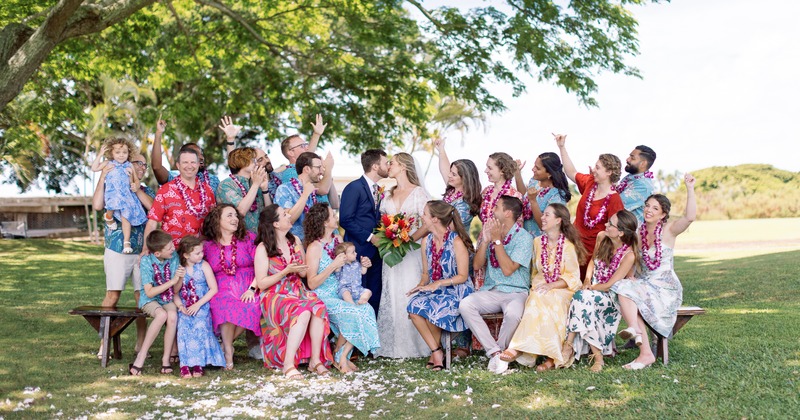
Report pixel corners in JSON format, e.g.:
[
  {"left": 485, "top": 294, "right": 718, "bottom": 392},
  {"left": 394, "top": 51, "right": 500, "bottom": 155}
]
[{"left": 340, "top": 149, "right": 389, "bottom": 313}]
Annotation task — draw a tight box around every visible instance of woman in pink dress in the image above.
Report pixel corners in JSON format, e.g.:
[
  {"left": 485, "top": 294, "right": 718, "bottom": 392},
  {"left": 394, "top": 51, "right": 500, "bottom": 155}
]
[
  {"left": 254, "top": 204, "right": 332, "bottom": 379},
  {"left": 202, "top": 204, "right": 262, "bottom": 370}
]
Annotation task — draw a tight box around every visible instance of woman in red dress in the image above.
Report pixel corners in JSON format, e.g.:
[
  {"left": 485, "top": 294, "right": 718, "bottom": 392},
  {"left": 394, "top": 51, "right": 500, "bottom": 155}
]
[{"left": 556, "top": 134, "right": 624, "bottom": 279}]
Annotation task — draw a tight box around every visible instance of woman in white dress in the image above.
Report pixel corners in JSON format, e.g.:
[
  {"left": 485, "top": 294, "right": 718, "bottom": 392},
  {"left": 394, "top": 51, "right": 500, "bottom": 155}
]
[{"left": 376, "top": 152, "right": 432, "bottom": 358}]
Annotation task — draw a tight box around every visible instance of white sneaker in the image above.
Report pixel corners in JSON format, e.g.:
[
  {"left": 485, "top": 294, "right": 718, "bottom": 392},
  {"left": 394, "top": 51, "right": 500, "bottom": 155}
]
[
  {"left": 487, "top": 354, "right": 500, "bottom": 372},
  {"left": 248, "top": 346, "right": 263, "bottom": 360},
  {"left": 493, "top": 358, "right": 510, "bottom": 374}
]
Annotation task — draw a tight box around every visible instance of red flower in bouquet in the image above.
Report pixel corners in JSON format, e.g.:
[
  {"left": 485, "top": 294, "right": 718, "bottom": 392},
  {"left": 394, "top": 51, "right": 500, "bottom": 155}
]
[{"left": 373, "top": 212, "right": 420, "bottom": 267}]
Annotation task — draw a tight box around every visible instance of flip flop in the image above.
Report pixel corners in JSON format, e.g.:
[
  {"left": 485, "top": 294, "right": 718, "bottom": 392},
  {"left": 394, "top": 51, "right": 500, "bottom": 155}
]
[
  {"left": 128, "top": 363, "right": 143, "bottom": 376},
  {"left": 160, "top": 365, "right": 174, "bottom": 375}
]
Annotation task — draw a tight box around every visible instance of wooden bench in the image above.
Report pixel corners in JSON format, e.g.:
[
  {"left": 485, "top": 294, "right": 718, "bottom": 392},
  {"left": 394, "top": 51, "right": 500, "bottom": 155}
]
[
  {"left": 441, "top": 313, "right": 503, "bottom": 370},
  {"left": 646, "top": 305, "right": 706, "bottom": 365},
  {"left": 69, "top": 306, "right": 148, "bottom": 367}
]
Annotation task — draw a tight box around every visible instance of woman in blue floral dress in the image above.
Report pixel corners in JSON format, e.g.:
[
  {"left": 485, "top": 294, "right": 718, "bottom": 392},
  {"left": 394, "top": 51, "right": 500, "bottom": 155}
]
[
  {"left": 407, "top": 200, "right": 474, "bottom": 370},
  {"left": 514, "top": 152, "right": 571, "bottom": 238},
  {"left": 303, "top": 203, "right": 380, "bottom": 373}
]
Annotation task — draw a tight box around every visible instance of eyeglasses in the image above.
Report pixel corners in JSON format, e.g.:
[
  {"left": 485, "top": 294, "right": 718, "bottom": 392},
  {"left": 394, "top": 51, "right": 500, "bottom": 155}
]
[
  {"left": 289, "top": 142, "right": 309, "bottom": 151},
  {"left": 607, "top": 221, "right": 618, "bottom": 229},
  {"left": 132, "top": 161, "right": 148, "bottom": 168}
]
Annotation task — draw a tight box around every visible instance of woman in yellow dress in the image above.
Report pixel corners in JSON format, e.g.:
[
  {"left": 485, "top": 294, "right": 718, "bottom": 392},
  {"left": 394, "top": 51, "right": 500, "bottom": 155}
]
[{"left": 498, "top": 203, "right": 588, "bottom": 372}]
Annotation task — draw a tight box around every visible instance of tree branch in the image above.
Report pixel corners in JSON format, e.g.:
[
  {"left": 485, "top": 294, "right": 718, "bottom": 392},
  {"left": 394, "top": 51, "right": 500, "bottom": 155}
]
[{"left": 404, "top": 0, "right": 446, "bottom": 32}]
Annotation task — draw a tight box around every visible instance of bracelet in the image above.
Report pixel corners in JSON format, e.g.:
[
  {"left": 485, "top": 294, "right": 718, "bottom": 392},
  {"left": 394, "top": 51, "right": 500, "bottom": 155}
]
[{"left": 248, "top": 286, "right": 257, "bottom": 292}]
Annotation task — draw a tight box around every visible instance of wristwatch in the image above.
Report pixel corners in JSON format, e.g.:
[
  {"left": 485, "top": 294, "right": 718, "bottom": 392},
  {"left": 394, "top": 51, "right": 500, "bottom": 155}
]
[{"left": 493, "top": 239, "right": 502, "bottom": 246}]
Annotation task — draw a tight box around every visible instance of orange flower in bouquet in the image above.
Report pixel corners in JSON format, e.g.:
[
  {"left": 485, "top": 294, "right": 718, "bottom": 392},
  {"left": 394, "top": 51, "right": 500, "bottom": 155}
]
[{"left": 374, "top": 213, "right": 420, "bottom": 267}]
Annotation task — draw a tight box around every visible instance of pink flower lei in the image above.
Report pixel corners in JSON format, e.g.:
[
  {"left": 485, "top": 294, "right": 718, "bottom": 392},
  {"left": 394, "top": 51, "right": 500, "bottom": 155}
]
[
  {"left": 429, "top": 229, "right": 450, "bottom": 281},
  {"left": 219, "top": 237, "right": 238, "bottom": 276},
  {"left": 444, "top": 189, "right": 463, "bottom": 204},
  {"left": 593, "top": 243, "right": 631, "bottom": 284},
  {"left": 540, "top": 233, "right": 566, "bottom": 284},
  {"left": 289, "top": 177, "right": 318, "bottom": 213},
  {"left": 175, "top": 176, "right": 211, "bottom": 218},
  {"left": 489, "top": 224, "right": 520, "bottom": 268},
  {"left": 277, "top": 239, "right": 302, "bottom": 283},
  {"left": 614, "top": 171, "right": 654, "bottom": 193},
  {"left": 229, "top": 174, "right": 258, "bottom": 212},
  {"left": 322, "top": 234, "right": 340, "bottom": 260},
  {"left": 180, "top": 268, "right": 199, "bottom": 307},
  {"left": 582, "top": 183, "right": 612, "bottom": 229},
  {"left": 152, "top": 261, "right": 174, "bottom": 302},
  {"left": 640, "top": 220, "right": 663, "bottom": 271},
  {"left": 480, "top": 179, "right": 512, "bottom": 223}
]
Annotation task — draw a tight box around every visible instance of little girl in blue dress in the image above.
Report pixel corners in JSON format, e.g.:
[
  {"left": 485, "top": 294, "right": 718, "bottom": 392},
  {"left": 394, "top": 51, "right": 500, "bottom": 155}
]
[
  {"left": 90, "top": 137, "right": 148, "bottom": 254},
  {"left": 334, "top": 242, "right": 372, "bottom": 305},
  {"left": 174, "top": 236, "right": 226, "bottom": 378}
]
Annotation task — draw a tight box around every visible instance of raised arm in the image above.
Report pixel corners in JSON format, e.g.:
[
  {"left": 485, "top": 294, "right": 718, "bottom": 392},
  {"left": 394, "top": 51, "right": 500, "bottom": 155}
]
[
  {"left": 151, "top": 120, "right": 170, "bottom": 184},
  {"left": 92, "top": 164, "right": 114, "bottom": 209},
  {"left": 435, "top": 138, "right": 451, "bottom": 184},
  {"left": 315, "top": 151, "right": 334, "bottom": 195},
  {"left": 554, "top": 134, "right": 577, "bottom": 183},
  {"left": 90, "top": 144, "right": 108, "bottom": 172},
  {"left": 326, "top": 183, "right": 340, "bottom": 209},
  {"left": 218, "top": 116, "right": 240, "bottom": 155},
  {"left": 514, "top": 159, "right": 527, "bottom": 193},
  {"left": 669, "top": 173, "right": 697, "bottom": 237},
  {"left": 433, "top": 139, "right": 450, "bottom": 185},
  {"left": 307, "top": 114, "right": 327, "bottom": 154}
]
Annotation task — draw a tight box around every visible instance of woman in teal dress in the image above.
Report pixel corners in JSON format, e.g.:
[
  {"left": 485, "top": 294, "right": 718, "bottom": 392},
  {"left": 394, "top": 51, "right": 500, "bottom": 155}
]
[
  {"left": 515, "top": 152, "right": 571, "bottom": 237},
  {"left": 303, "top": 203, "right": 380, "bottom": 373},
  {"left": 216, "top": 147, "right": 269, "bottom": 233},
  {"left": 406, "top": 200, "right": 474, "bottom": 370}
]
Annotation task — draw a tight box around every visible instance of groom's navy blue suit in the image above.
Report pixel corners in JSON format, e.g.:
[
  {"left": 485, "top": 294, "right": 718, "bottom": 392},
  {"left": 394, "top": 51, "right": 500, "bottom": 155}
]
[{"left": 339, "top": 176, "right": 382, "bottom": 312}]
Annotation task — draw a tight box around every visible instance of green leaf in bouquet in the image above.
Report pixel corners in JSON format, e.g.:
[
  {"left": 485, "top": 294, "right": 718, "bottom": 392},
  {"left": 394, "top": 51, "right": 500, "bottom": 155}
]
[{"left": 384, "top": 251, "right": 403, "bottom": 267}]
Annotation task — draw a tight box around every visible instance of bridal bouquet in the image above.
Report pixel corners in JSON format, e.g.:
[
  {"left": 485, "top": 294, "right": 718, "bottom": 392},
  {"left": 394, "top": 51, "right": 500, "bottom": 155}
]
[{"left": 374, "top": 213, "right": 420, "bottom": 267}]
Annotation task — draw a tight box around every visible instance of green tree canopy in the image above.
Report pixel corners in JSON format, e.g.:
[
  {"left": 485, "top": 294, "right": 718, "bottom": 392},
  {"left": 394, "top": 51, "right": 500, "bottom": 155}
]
[{"left": 1, "top": 0, "right": 661, "bottom": 192}]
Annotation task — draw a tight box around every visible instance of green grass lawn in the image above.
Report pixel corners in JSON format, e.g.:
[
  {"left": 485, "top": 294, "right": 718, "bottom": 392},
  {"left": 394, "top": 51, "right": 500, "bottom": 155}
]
[{"left": 1, "top": 219, "right": 799, "bottom": 418}]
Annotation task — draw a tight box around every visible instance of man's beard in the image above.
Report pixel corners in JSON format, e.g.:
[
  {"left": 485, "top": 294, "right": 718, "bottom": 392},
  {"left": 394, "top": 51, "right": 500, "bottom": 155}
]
[
  {"left": 377, "top": 168, "right": 389, "bottom": 178},
  {"left": 264, "top": 164, "right": 274, "bottom": 173},
  {"left": 624, "top": 163, "right": 638, "bottom": 174}
]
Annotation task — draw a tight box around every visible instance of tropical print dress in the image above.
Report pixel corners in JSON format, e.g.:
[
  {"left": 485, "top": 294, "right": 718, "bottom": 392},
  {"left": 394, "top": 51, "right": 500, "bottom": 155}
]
[
  {"left": 313, "top": 239, "right": 381, "bottom": 357},
  {"left": 176, "top": 262, "right": 226, "bottom": 368},
  {"left": 612, "top": 245, "right": 683, "bottom": 338},
  {"left": 407, "top": 231, "right": 473, "bottom": 332},
  {"left": 564, "top": 253, "right": 630, "bottom": 359},
  {"left": 260, "top": 239, "right": 333, "bottom": 368}
]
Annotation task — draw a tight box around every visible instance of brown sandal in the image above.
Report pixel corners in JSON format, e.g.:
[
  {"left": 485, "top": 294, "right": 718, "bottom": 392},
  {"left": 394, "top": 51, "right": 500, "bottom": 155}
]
[
  {"left": 498, "top": 349, "right": 519, "bottom": 363},
  {"left": 282, "top": 366, "right": 304, "bottom": 379},
  {"left": 308, "top": 362, "right": 330, "bottom": 376},
  {"left": 536, "top": 358, "right": 556, "bottom": 372}
]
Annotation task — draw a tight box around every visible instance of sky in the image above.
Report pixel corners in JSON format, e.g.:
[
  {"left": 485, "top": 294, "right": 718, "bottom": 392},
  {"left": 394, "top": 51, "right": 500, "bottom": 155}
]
[{"left": 3, "top": 0, "right": 799, "bottom": 197}]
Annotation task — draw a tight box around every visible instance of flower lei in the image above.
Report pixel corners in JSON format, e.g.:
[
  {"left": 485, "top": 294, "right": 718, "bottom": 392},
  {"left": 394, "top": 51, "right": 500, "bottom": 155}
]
[
  {"left": 429, "top": 229, "right": 450, "bottom": 281},
  {"left": 180, "top": 269, "right": 199, "bottom": 307},
  {"left": 614, "top": 172, "right": 654, "bottom": 193},
  {"left": 277, "top": 239, "right": 302, "bottom": 283},
  {"left": 538, "top": 187, "right": 552, "bottom": 199},
  {"left": 443, "top": 189, "right": 463, "bottom": 204},
  {"left": 229, "top": 174, "right": 258, "bottom": 212},
  {"left": 198, "top": 168, "right": 211, "bottom": 186},
  {"left": 540, "top": 233, "right": 566, "bottom": 284},
  {"left": 289, "top": 177, "right": 318, "bottom": 213},
  {"left": 219, "top": 238, "right": 238, "bottom": 276},
  {"left": 640, "top": 220, "right": 664, "bottom": 271},
  {"left": 593, "top": 244, "right": 631, "bottom": 284},
  {"left": 322, "top": 234, "right": 340, "bottom": 260},
  {"left": 582, "top": 183, "right": 612, "bottom": 229},
  {"left": 152, "top": 261, "right": 174, "bottom": 302},
  {"left": 175, "top": 176, "right": 211, "bottom": 218},
  {"left": 489, "top": 224, "right": 520, "bottom": 268},
  {"left": 480, "top": 179, "right": 512, "bottom": 223}
]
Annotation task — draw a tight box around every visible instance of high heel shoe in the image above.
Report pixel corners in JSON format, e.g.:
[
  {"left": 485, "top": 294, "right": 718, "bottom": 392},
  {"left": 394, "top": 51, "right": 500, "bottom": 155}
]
[{"left": 618, "top": 327, "right": 636, "bottom": 341}]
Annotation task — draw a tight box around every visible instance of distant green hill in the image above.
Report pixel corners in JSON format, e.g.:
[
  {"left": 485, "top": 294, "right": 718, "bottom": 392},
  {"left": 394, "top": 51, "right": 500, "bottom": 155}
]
[{"left": 667, "top": 164, "right": 800, "bottom": 220}]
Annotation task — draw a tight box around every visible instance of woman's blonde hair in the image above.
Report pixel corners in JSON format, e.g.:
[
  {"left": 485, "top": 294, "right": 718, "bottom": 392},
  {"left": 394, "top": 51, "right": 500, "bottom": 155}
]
[{"left": 393, "top": 152, "right": 421, "bottom": 187}]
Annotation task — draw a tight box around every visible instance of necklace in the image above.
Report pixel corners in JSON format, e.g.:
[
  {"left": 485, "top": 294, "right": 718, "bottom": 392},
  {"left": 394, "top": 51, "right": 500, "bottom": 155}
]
[
  {"left": 152, "top": 260, "right": 174, "bottom": 302},
  {"left": 593, "top": 244, "right": 631, "bottom": 284},
  {"left": 615, "top": 171, "right": 654, "bottom": 193},
  {"left": 489, "top": 224, "right": 520, "bottom": 268},
  {"left": 322, "top": 234, "right": 340, "bottom": 260},
  {"left": 229, "top": 174, "right": 258, "bottom": 212},
  {"left": 640, "top": 220, "right": 663, "bottom": 270},
  {"left": 175, "top": 176, "right": 210, "bottom": 218},
  {"left": 480, "top": 179, "right": 512, "bottom": 223},
  {"left": 289, "top": 178, "right": 318, "bottom": 213},
  {"left": 180, "top": 266, "right": 199, "bottom": 306},
  {"left": 540, "top": 233, "right": 565, "bottom": 283},
  {"left": 219, "top": 237, "right": 238, "bottom": 275},
  {"left": 444, "top": 189, "right": 463, "bottom": 204},
  {"left": 582, "top": 183, "right": 612, "bottom": 229},
  {"left": 429, "top": 229, "right": 450, "bottom": 281}
]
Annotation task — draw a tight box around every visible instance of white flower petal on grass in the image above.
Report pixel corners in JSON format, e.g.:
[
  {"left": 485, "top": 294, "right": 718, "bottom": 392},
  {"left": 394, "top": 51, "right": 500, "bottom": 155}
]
[
  {"left": 465, "top": 386, "right": 473, "bottom": 395},
  {"left": 491, "top": 404, "right": 501, "bottom": 408},
  {"left": 586, "top": 386, "right": 596, "bottom": 391}
]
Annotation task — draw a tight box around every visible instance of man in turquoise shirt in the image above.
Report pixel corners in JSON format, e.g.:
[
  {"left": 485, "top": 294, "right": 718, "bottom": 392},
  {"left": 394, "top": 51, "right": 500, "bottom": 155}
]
[{"left": 459, "top": 195, "right": 533, "bottom": 373}]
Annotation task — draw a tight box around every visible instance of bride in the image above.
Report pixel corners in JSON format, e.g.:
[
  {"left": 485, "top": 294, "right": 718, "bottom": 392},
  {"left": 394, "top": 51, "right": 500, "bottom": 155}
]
[{"left": 376, "top": 152, "right": 431, "bottom": 358}]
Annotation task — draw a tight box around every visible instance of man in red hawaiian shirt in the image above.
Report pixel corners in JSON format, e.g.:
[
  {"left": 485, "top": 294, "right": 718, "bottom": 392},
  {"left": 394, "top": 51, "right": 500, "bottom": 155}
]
[{"left": 143, "top": 148, "right": 216, "bottom": 251}]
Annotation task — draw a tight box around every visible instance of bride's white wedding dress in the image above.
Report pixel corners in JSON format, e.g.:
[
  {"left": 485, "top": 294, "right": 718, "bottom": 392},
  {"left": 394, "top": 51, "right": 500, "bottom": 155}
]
[{"left": 376, "top": 186, "right": 431, "bottom": 358}]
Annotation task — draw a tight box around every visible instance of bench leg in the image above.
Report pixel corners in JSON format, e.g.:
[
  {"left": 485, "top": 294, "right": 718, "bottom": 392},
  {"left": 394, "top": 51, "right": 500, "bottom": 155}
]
[
  {"left": 112, "top": 334, "right": 122, "bottom": 360},
  {"left": 100, "top": 316, "right": 110, "bottom": 368},
  {"left": 442, "top": 331, "right": 452, "bottom": 370}
]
